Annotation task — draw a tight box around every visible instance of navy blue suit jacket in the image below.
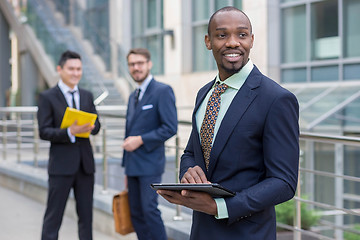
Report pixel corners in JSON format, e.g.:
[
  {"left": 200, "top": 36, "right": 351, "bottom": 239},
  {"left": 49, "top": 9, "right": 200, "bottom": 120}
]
[
  {"left": 180, "top": 66, "right": 299, "bottom": 240},
  {"left": 37, "top": 86, "right": 101, "bottom": 175},
  {"left": 122, "top": 78, "right": 178, "bottom": 176}
]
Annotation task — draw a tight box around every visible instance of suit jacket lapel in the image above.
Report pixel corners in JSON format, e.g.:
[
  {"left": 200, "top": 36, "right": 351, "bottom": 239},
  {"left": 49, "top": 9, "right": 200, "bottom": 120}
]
[
  {"left": 207, "top": 67, "right": 262, "bottom": 177},
  {"left": 137, "top": 78, "right": 154, "bottom": 107},
  {"left": 126, "top": 91, "right": 137, "bottom": 131},
  {"left": 127, "top": 79, "right": 155, "bottom": 131},
  {"left": 79, "top": 89, "right": 85, "bottom": 110},
  {"left": 55, "top": 85, "right": 69, "bottom": 109}
]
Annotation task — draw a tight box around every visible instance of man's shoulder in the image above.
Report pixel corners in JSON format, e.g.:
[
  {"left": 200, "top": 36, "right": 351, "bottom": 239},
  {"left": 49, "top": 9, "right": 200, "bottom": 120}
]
[
  {"left": 78, "top": 87, "right": 93, "bottom": 96},
  {"left": 150, "top": 79, "right": 174, "bottom": 93},
  {"left": 40, "top": 85, "right": 60, "bottom": 97}
]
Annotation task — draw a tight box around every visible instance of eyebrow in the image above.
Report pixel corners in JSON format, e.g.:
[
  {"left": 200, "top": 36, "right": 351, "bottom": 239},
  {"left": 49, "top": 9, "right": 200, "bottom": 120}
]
[{"left": 215, "top": 26, "right": 249, "bottom": 31}]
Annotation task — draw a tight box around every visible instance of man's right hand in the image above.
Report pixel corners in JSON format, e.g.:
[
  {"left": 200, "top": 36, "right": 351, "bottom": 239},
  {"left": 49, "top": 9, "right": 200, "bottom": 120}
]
[{"left": 181, "top": 166, "right": 209, "bottom": 183}]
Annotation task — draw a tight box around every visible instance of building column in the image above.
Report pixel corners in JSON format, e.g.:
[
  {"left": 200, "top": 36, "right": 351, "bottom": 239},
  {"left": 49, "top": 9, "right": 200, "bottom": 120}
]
[
  {"left": 19, "top": 52, "right": 40, "bottom": 106},
  {"left": 0, "top": 9, "right": 12, "bottom": 107}
]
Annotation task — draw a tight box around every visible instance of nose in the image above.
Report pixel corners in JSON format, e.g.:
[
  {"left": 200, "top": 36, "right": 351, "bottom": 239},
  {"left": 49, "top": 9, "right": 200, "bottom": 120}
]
[
  {"left": 74, "top": 70, "right": 82, "bottom": 76},
  {"left": 225, "top": 34, "right": 240, "bottom": 48}
]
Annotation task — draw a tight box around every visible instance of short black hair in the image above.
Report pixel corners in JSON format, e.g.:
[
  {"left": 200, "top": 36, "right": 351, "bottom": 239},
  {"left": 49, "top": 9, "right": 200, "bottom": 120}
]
[
  {"left": 126, "top": 48, "right": 151, "bottom": 61},
  {"left": 207, "top": 6, "right": 252, "bottom": 35},
  {"left": 57, "top": 50, "right": 81, "bottom": 68}
]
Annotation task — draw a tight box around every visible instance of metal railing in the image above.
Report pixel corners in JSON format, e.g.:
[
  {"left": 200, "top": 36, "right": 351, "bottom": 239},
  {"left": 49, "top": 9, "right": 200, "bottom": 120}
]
[{"left": 0, "top": 106, "right": 359, "bottom": 240}]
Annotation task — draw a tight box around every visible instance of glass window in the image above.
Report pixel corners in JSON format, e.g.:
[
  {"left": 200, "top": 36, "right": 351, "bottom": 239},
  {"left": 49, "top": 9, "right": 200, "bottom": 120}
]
[
  {"left": 344, "top": 64, "right": 360, "bottom": 81},
  {"left": 344, "top": 0, "right": 360, "bottom": 58},
  {"left": 191, "top": 0, "right": 242, "bottom": 72},
  {"left": 147, "top": 35, "right": 164, "bottom": 75},
  {"left": 131, "top": 0, "right": 164, "bottom": 75},
  {"left": 233, "top": 0, "right": 242, "bottom": 10},
  {"left": 193, "top": 25, "right": 215, "bottom": 72},
  {"left": 281, "top": 5, "right": 306, "bottom": 63},
  {"left": 193, "top": 0, "right": 209, "bottom": 22},
  {"left": 281, "top": 68, "right": 306, "bottom": 83},
  {"left": 311, "top": 0, "right": 339, "bottom": 60},
  {"left": 311, "top": 65, "right": 338, "bottom": 82},
  {"left": 314, "top": 142, "right": 335, "bottom": 205},
  {"left": 215, "top": 0, "right": 231, "bottom": 10},
  {"left": 147, "top": 0, "right": 157, "bottom": 28}
]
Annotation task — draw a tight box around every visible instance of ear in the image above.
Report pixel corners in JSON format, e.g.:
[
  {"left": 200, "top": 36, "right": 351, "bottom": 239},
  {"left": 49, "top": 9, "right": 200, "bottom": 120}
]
[
  {"left": 250, "top": 34, "right": 254, "bottom": 49},
  {"left": 148, "top": 60, "right": 153, "bottom": 70},
  {"left": 205, "top": 35, "right": 211, "bottom": 50},
  {"left": 56, "top": 65, "right": 62, "bottom": 73}
]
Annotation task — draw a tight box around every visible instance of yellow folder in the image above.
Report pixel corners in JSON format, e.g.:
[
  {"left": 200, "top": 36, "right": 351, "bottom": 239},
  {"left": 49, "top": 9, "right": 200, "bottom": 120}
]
[{"left": 60, "top": 107, "right": 97, "bottom": 138}]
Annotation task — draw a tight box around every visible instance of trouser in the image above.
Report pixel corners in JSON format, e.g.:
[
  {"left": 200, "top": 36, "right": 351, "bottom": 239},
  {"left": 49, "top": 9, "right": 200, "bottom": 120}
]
[
  {"left": 41, "top": 167, "right": 94, "bottom": 240},
  {"left": 127, "top": 175, "right": 167, "bottom": 240}
]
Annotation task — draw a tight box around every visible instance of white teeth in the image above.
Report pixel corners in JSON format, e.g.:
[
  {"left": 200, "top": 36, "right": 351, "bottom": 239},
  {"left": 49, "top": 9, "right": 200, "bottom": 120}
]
[{"left": 225, "top": 53, "right": 239, "bottom": 57}]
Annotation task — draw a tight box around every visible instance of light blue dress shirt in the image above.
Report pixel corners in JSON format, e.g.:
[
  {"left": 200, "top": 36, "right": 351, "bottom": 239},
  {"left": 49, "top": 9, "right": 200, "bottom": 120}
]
[
  {"left": 136, "top": 74, "right": 153, "bottom": 101},
  {"left": 195, "top": 60, "right": 254, "bottom": 218},
  {"left": 58, "top": 79, "right": 79, "bottom": 143}
]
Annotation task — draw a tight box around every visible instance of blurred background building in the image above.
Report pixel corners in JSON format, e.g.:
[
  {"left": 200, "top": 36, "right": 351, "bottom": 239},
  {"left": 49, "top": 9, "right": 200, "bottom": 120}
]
[{"left": 1, "top": 0, "right": 359, "bottom": 238}]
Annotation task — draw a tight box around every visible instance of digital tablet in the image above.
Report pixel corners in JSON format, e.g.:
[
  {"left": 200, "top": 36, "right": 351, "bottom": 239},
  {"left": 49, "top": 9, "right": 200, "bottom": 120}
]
[{"left": 151, "top": 183, "right": 235, "bottom": 197}]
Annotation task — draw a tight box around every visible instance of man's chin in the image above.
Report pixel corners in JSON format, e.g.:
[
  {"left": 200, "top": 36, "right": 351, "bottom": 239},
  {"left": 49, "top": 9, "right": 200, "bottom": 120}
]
[{"left": 224, "top": 66, "right": 241, "bottom": 74}]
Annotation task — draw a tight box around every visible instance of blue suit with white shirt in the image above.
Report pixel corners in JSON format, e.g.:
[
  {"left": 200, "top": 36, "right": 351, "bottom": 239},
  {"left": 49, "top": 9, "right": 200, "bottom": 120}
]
[
  {"left": 122, "top": 76, "right": 177, "bottom": 240},
  {"left": 180, "top": 62, "right": 299, "bottom": 240}
]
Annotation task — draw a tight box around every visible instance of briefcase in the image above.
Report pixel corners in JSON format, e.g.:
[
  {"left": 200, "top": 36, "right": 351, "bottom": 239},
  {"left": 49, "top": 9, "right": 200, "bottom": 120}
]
[{"left": 112, "top": 190, "right": 134, "bottom": 235}]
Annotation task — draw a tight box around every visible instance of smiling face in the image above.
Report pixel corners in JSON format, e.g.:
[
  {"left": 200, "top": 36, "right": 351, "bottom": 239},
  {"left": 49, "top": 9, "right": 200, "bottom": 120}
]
[
  {"left": 205, "top": 10, "right": 254, "bottom": 81},
  {"left": 127, "top": 53, "right": 153, "bottom": 85},
  {"left": 57, "top": 58, "right": 82, "bottom": 89}
]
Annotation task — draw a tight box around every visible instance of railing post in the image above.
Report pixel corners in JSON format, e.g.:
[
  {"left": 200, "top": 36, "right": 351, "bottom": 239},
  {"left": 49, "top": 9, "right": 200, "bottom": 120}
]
[
  {"left": 2, "top": 115, "right": 7, "bottom": 160},
  {"left": 294, "top": 169, "right": 302, "bottom": 240},
  {"left": 33, "top": 112, "right": 39, "bottom": 167},
  {"left": 16, "top": 112, "right": 21, "bottom": 163},
  {"left": 102, "top": 123, "right": 108, "bottom": 193},
  {"left": 173, "top": 135, "right": 183, "bottom": 221}
]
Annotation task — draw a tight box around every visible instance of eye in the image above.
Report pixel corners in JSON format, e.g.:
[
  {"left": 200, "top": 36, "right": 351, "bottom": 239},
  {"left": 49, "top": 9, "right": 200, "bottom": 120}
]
[
  {"left": 239, "top": 33, "right": 247, "bottom": 38},
  {"left": 217, "top": 33, "right": 226, "bottom": 39}
]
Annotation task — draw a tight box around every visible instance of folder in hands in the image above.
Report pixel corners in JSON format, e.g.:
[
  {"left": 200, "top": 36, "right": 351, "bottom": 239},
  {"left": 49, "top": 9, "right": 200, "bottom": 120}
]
[{"left": 60, "top": 107, "right": 97, "bottom": 138}]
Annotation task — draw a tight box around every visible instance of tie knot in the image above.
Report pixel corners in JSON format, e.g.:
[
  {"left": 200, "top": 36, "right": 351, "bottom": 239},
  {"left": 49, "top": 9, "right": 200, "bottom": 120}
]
[
  {"left": 69, "top": 90, "right": 76, "bottom": 95},
  {"left": 214, "top": 82, "right": 228, "bottom": 95},
  {"left": 135, "top": 88, "right": 141, "bottom": 96}
]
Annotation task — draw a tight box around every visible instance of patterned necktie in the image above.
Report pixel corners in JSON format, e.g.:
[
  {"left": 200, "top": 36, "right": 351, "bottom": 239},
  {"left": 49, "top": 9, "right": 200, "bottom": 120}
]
[
  {"left": 69, "top": 90, "right": 77, "bottom": 109},
  {"left": 135, "top": 88, "right": 141, "bottom": 106},
  {"left": 200, "top": 82, "right": 228, "bottom": 170}
]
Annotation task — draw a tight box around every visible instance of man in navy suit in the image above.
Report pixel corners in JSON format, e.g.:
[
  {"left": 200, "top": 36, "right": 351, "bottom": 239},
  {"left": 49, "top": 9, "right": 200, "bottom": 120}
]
[
  {"left": 38, "top": 50, "right": 101, "bottom": 240},
  {"left": 122, "top": 48, "right": 177, "bottom": 240},
  {"left": 158, "top": 7, "right": 299, "bottom": 240}
]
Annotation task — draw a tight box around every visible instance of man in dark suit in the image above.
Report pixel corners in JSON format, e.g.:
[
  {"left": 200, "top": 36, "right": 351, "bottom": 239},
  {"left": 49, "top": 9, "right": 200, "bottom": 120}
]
[
  {"left": 122, "top": 48, "right": 177, "bottom": 240},
  {"left": 38, "top": 50, "right": 101, "bottom": 240},
  {"left": 158, "top": 7, "right": 299, "bottom": 240}
]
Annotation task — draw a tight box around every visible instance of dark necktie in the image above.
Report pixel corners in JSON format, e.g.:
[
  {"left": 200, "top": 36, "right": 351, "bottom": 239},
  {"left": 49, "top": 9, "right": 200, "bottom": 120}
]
[
  {"left": 69, "top": 90, "right": 77, "bottom": 109},
  {"left": 200, "top": 82, "right": 228, "bottom": 170},
  {"left": 135, "top": 88, "right": 141, "bottom": 106}
]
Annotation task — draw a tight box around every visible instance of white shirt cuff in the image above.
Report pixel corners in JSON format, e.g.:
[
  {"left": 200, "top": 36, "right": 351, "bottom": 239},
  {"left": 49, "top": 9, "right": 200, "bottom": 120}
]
[
  {"left": 214, "top": 198, "right": 229, "bottom": 219},
  {"left": 67, "top": 128, "right": 76, "bottom": 143}
]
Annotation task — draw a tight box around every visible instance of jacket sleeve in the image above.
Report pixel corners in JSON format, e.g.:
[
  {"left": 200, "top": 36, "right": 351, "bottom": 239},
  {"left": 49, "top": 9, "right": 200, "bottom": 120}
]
[
  {"left": 141, "top": 85, "right": 178, "bottom": 152},
  {"left": 87, "top": 92, "right": 101, "bottom": 136},
  {"left": 37, "top": 92, "right": 70, "bottom": 143}
]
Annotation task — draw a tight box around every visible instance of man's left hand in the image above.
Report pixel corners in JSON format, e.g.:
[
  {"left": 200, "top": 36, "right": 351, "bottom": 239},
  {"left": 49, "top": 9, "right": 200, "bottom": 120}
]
[{"left": 157, "top": 189, "right": 217, "bottom": 216}]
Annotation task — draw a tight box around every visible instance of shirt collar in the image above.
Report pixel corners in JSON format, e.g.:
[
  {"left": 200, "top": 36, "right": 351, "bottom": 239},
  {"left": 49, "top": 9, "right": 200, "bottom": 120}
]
[
  {"left": 137, "top": 74, "right": 153, "bottom": 93},
  {"left": 215, "top": 59, "right": 254, "bottom": 90},
  {"left": 58, "top": 79, "right": 79, "bottom": 95}
]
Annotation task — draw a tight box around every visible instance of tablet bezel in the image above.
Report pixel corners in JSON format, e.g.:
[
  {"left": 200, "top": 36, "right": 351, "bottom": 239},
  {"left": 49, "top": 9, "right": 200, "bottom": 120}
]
[{"left": 151, "top": 183, "right": 235, "bottom": 197}]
